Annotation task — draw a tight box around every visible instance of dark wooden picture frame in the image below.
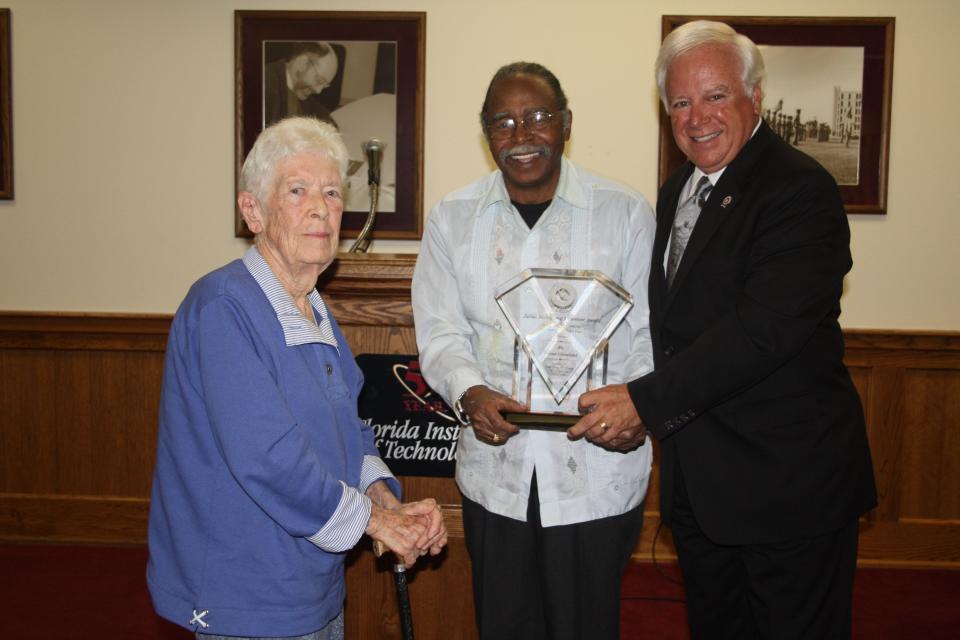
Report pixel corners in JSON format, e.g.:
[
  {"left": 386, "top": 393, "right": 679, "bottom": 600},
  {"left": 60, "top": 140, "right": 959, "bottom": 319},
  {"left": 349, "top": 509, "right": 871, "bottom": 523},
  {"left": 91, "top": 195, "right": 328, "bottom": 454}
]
[
  {"left": 235, "top": 11, "right": 425, "bottom": 238},
  {"left": 0, "top": 9, "right": 12, "bottom": 200},
  {"left": 659, "top": 16, "right": 895, "bottom": 215}
]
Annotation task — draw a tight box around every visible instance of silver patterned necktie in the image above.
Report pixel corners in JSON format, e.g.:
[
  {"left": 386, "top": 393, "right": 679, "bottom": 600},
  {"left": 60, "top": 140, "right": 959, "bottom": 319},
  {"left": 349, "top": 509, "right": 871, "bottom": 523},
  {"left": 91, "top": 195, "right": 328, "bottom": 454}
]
[{"left": 666, "top": 176, "right": 713, "bottom": 288}]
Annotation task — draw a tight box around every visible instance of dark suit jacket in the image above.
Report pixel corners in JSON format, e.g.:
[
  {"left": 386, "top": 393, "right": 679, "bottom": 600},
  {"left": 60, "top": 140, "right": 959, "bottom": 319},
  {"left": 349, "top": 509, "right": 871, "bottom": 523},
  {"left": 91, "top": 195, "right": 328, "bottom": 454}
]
[{"left": 628, "top": 121, "right": 876, "bottom": 545}]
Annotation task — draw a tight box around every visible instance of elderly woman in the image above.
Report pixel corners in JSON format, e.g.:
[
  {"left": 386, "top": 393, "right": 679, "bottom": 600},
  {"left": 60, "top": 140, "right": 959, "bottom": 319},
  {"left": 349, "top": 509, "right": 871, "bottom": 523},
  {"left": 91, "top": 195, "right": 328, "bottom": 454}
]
[{"left": 147, "top": 117, "right": 446, "bottom": 639}]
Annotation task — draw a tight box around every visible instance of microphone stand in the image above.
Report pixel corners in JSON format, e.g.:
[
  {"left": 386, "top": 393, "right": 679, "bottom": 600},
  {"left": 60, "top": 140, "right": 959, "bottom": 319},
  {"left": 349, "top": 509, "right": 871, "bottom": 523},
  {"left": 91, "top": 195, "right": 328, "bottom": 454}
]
[{"left": 348, "top": 138, "right": 385, "bottom": 253}]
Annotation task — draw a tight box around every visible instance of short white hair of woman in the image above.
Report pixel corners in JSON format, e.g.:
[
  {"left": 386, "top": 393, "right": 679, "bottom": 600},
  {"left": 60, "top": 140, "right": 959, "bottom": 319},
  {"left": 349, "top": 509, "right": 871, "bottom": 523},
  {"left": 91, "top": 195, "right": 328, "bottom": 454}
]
[{"left": 239, "top": 116, "right": 349, "bottom": 204}]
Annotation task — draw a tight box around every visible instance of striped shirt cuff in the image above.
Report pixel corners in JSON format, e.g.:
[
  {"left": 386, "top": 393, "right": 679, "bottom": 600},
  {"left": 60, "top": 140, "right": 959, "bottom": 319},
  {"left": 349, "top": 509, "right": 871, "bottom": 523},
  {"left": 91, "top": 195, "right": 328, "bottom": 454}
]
[
  {"left": 359, "top": 455, "right": 395, "bottom": 495},
  {"left": 306, "top": 482, "right": 371, "bottom": 553}
]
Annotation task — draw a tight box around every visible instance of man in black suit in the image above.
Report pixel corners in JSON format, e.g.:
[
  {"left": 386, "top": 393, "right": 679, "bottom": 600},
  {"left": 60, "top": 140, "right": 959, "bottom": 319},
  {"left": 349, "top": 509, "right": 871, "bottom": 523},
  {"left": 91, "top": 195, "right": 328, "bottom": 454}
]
[{"left": 569, "top": 20, "right": 876, "bottom": 639}]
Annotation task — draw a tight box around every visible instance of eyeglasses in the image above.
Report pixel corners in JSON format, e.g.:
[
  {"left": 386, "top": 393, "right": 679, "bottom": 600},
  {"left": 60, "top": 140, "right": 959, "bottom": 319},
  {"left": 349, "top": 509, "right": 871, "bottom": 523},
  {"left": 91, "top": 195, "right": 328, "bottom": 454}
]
[{"left": 485, "top": 109, "right": 561, "bottom": 140}]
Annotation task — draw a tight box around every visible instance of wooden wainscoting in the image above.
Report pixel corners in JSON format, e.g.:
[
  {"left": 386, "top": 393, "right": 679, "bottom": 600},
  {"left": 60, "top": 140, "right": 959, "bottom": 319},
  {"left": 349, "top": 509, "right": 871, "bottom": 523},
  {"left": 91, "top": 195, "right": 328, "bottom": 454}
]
[
  {"left": 1, "top": 254, "right": 958, "bottom": 637},
  {"left": 0, "top": 312, "right": 168, "bottom": 544},
  {"left": 846, "top": 331, "right": 960, "bottom": 567}
]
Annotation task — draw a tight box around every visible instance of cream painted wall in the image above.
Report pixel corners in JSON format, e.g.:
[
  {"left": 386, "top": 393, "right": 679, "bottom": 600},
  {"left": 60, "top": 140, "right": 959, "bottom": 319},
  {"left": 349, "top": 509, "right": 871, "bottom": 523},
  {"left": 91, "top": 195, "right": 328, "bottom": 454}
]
[{"left": 0, "top": 0, "right": 956, "bottom": 329}]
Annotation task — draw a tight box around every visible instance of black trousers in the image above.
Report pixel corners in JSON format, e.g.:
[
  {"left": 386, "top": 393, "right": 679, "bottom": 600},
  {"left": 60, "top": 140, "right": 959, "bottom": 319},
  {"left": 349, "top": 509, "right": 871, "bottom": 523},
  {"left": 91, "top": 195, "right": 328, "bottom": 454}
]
[
  {"left": 462, "top": 474, "right": 644, "bottom": 640},
  {"left": 670, "top": 460, "right": 860, "bottom": 640}
]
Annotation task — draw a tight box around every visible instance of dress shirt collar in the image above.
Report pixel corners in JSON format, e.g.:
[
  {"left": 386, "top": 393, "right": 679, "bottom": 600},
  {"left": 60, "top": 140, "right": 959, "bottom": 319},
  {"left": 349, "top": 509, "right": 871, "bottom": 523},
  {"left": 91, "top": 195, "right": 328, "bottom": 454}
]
[
  {"left": 242, "top": 245, "right": 339, "bottom": 351},
  {"left": 478, "top": 156, "right": 588, "bottom": 216}
]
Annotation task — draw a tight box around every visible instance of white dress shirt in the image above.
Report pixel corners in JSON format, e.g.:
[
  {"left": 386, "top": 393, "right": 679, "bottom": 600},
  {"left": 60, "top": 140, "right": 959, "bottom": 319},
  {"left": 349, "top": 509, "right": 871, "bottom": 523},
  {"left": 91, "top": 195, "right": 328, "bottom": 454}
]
[{"left": 412, "top": 158, "right": 656, "bottom": 526}]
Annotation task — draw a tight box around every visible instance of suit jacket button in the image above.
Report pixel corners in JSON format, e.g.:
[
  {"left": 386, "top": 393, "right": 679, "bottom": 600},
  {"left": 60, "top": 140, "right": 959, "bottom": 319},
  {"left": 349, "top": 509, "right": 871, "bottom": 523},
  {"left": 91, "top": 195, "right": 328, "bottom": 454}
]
[{"left": 664, "top": 346, "right": 675, "bottom": 357}]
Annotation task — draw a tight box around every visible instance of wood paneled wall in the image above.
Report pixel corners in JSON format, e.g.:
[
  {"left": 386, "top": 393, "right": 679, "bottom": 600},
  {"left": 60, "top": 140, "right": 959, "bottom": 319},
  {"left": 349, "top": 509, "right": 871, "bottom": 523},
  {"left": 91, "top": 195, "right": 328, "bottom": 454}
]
[{"left": 1, "top": 254, "right": 958, "bottom": 638}]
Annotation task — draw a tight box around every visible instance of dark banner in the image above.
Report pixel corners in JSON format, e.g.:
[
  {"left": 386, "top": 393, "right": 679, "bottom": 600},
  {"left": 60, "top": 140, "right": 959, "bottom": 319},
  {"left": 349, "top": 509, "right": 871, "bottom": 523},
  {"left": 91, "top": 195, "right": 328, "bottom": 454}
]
[{"left": 356, "top": 354, "right": 459, "bottom": 477}]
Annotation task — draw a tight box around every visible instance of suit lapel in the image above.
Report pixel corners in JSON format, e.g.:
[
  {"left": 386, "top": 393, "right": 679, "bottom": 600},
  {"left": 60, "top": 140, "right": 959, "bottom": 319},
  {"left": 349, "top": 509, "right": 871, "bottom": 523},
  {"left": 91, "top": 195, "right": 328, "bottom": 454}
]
[
  {"left": 663, "top": 121, "right": 776, "bottom": 307},
  {"left": 665, "top": 181, "right": 742, "bottom": 299}
]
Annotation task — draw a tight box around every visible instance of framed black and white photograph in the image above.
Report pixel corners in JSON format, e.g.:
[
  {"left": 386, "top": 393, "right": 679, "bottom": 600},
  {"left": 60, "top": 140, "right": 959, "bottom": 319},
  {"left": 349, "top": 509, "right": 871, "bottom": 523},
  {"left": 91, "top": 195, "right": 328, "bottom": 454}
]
[
  {"left": 0, "top": 8, "right": 12, "bottom": 200},
  {"left": 235, "top": 11, "right": 425, "bottom": 238},
  {"left": 659, "top": 16, "right": 895, "bottom": 215}
]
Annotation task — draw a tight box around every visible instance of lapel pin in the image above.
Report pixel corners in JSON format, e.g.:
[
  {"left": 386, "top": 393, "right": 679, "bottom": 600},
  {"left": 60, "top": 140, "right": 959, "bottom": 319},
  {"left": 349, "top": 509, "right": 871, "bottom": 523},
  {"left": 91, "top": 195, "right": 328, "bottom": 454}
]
[{"left": 720, "top": 195, "right": 733, "bottom": 208}]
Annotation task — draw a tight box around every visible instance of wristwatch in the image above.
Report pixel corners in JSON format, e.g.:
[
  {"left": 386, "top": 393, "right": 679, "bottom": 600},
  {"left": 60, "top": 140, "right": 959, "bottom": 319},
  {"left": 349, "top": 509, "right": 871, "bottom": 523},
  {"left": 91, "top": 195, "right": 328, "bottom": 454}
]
[{"left": 453, "top": 389, "right": 472, "bottom": 426}]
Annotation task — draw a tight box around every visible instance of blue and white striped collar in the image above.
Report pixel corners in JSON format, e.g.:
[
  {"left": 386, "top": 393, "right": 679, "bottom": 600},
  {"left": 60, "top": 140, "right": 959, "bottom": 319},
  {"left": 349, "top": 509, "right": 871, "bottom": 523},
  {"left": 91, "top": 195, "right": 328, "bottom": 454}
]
[{"left": 242, "top": 246, "right": 339, "bottom": 352}]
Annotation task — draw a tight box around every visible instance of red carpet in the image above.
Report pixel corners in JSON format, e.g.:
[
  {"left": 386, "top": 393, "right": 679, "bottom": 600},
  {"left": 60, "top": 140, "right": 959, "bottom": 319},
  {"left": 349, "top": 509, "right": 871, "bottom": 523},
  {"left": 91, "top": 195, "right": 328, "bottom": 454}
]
[
  {"left": 0, "top": 545, "right": 189, "bottom": 639},
  {"left": 619, "top": 561, "right": 960, "bottom": 639},
  {"left": 1, "top": 544, "right": 958, "bottom": 638}
]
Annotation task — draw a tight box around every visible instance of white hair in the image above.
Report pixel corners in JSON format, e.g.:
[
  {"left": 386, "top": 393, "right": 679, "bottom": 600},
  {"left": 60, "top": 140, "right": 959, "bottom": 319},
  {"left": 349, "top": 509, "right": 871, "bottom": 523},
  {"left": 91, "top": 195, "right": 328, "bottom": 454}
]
[
  {"left": 239, "top": 116, "right": 349, "bottom": 204},
  {"left": 655, "top": 20, "right": 765, "bottom": 110}
]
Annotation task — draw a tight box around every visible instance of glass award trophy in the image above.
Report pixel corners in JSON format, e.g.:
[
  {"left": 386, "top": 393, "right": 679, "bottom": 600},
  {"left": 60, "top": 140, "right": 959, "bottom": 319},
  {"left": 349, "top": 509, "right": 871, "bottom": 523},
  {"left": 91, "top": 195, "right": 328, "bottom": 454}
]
[{"left": 494, "top": 268, "right": 633, "bottom": 428}]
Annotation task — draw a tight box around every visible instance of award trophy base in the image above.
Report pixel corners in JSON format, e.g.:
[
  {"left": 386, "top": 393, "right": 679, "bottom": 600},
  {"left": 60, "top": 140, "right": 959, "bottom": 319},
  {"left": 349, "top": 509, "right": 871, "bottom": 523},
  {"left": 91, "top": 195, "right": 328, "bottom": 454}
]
[{"left": 502, "top": 411, "right": 579, "bottom": 429}]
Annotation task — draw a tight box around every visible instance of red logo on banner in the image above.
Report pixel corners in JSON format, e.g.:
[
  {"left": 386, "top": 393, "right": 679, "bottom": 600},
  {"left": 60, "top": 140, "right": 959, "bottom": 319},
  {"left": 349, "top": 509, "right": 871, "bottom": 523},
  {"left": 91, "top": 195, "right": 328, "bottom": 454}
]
[{"left": 392, "top": 360, "right": 455, "bottom": 422}]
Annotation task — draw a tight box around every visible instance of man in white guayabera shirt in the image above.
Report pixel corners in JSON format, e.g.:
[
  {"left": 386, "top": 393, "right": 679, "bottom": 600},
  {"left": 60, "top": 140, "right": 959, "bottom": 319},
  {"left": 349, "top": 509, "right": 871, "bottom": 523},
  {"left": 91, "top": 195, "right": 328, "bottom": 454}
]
[{"left": 412, "top": 61, "right": 656, "bottom": 640}]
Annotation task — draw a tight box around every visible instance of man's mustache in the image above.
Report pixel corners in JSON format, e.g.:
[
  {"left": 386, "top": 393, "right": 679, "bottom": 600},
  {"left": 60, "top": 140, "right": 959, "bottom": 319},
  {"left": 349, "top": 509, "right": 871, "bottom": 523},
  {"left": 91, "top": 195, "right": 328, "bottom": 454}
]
[{"left": 498, "top": 144, "right": 551, "bottom": 165}]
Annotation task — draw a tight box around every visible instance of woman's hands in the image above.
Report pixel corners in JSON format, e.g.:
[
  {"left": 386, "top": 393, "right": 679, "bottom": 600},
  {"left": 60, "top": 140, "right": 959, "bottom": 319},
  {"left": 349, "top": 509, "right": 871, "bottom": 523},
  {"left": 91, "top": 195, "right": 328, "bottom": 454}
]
[{"left": 365, "top": 482, "right": 448, "bottom": 568}]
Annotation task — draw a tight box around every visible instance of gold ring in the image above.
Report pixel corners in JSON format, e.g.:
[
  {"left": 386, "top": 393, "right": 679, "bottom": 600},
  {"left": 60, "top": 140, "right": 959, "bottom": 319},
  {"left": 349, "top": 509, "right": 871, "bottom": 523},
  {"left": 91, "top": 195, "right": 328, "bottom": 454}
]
[
  {"left": 491, "top": 433, "right": 501, "bottom": 443},
  {"left": 599, "top": 422, "right": 609, "bottom": 432}
]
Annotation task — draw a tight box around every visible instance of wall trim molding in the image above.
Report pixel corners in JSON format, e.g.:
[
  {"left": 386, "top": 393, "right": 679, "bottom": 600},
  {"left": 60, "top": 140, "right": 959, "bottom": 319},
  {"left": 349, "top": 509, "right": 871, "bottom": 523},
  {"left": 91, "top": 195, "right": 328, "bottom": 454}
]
[{"left": 0, "top": 311, "right": 170, "bottom": 351}]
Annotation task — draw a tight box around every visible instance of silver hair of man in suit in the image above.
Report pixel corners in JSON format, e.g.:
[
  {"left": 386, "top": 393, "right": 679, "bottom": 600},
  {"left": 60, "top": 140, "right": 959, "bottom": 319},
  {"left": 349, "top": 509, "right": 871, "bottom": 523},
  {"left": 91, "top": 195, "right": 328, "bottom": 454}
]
[{"left": 654, "top": 20, "right": 766, "bottom": 110}]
